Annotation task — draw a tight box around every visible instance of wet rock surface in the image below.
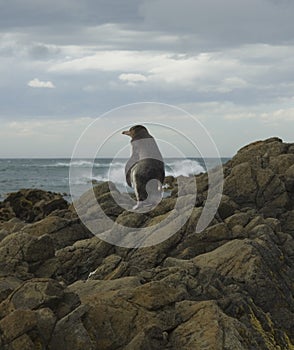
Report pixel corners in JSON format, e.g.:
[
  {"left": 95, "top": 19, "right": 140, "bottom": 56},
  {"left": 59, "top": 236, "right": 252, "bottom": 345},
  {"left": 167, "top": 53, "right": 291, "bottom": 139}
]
[{"left": 0, "top": 137, "right": 293, "bottom": 349}]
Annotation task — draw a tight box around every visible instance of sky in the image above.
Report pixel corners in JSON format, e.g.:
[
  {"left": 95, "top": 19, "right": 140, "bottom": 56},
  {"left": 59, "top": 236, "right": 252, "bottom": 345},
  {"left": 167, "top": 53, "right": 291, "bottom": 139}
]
[{"left": 0, "top": 0, "right": 294, "bottom": 157}]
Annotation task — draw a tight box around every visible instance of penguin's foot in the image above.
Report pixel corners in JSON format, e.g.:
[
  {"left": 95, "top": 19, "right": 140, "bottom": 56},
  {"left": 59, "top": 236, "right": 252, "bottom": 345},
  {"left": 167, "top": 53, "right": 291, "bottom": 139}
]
[
  {"left": 132, "top": 202, "right": 144, "bottom": 210},
  {"left": 132, "top": 201, "right": 154, "bottom": 211}
]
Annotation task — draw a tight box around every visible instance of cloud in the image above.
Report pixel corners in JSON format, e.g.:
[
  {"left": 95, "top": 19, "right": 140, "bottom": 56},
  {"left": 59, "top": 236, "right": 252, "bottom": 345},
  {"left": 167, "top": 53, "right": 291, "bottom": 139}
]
[
  {"left": 2, "top": 0, "right": 294, "bottom": 49},
  {"left": 0, "top": 117, "right": 93, "bottom": 157},
  {"left": 49, "top": 45, "right": 292, "bottom": 92},
  {"left": 139, "top": 0, "right": 294, "bottom": 47},
  {"left": 27, "top": 78, "right": 55, "bottom": 88},
  {"left": 119, "top": 73, "right": 147, "bottom": 84},
  {"left": 0, "top": 0, "right": 293, "bottom": 158},
  {"left": 50, "top": 50, "right": 240, "bottom": 88}
]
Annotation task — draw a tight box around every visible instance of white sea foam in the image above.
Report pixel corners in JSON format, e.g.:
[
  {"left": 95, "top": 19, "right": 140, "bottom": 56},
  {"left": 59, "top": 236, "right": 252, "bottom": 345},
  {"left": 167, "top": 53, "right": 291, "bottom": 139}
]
[
  {"left": 69, "top": 159, "right": 204, "bottom": 186},
  {"left": 165, "top": 159, "right": 205, "bottom": 178},
  {"left": 44, "top": 160, "right": 126, "bottom": 168},
  {"left": 47, "top": 160, "right": 93, "bottom": 167}
]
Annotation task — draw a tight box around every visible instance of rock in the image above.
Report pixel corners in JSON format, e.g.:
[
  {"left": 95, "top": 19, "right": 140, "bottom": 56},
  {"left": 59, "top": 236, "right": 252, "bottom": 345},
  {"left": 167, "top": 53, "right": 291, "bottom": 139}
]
[
  {"left": 0, "top": 218, "right": 26, "bottom": 239},
  {"left": 124, "top": 325, "right": 168, "bottom": 350},
  {"left": 54, "top": 237, "right": 114, "bottom": 283},
  {"left": 285, "top": 164, "right": 294, "bottom": 178},
  {"left": 245, "top": 215, "right": 266, "bottom": 231},
  {"left": 88, "top": 254, "right": 127, "bottom": 280},
  {"left": 72, "top": 181, "right": 126, "bottom": 222},
  {"left": 224, "top": 162, "right": 288, "bottom": 217},
  {"left": 21, "top": 215, "right": 93, "bottom": 250},
  {"left": 8, "top": 278, "right": 64, "bottom": 311},
  {"left": 280, "top": 210, "right": 294, "bottom": 236},
  {"left": 223, "top": 162, "right": 258, "bottom": 207},
  {"left": 193, "top": 236, "right": 294, "bottom": 339},
  {"left": 24, "top": 234, "right": 55, "bottom": 263},
  {"left": 217, "top": 195, "right": 239, "bottom": 220},
  {"left": 0, "top": 309, "right": 37, "bottom": 343},
  {"left": 2, "top": 189, "right": 68, "bottom": 222},
  {"left": 225, "top": 212, "right": 251, "bottom": 229},
  {"left": 231, "top": 137, "right": 286, "bottom": 167},
  {"left": 0, "top": 205, "right": 15, "bottom": 222},
  {"left": 0, "top": 277, "right": 22, "bottom": 303},
  {"left": 7, "top": 334, "right": 35, "bottom": 350},
  {"left": 0, "top": 232, "right": 55, "bottom": 279},
  {"left": 49, "top": 305, "right": 94, "bottom": 350},
  {"left": 269, "top": 154, "right": 294, "bottom": 174},
  {"left": 197, "top": 222, "right": 231, "bottom": 242},
  {"left": 0, "top": 137, "right": 294, "bottom": 349},
  {"left": 115, "top": 211, "right": 149, "bottom": 228},
  {"left": 0, "top": 277, "right": 91, "bottom": 349},
  {"left": 35, "top": 308, "right": 57, "bottom": 345},
  {"left": 170, "top": 300, "right": 250, "bottom": 349},
  {"left": 231, "top": 224, "right": 247, "bottom": 239},
  {"left": 69, "top": 277, "right": 141, "bottom": 297},
  {"left": 129, "top": 280, "right": 187, "bottom": 311}
]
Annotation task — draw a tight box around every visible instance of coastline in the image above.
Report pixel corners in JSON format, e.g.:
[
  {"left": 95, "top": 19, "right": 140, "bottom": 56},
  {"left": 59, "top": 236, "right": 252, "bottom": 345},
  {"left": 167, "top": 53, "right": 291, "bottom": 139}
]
[
  {"left": 0, "top": 157, "right": 230, "bottom": 202},
  {"left": 0, "top": 137, "right": 293, "bottom": 349}
]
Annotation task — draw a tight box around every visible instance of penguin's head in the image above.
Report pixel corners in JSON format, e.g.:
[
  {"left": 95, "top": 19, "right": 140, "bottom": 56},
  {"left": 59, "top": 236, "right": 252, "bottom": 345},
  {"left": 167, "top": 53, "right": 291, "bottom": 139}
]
[{"left": 122, "top": 125, "right": 151, "bottom": 140}]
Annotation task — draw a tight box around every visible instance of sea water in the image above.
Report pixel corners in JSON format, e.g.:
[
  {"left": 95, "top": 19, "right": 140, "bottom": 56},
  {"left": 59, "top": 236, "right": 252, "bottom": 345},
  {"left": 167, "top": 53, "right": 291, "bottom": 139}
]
[{"left": 0, "top": 158, "right": 229, "bottom": 201}]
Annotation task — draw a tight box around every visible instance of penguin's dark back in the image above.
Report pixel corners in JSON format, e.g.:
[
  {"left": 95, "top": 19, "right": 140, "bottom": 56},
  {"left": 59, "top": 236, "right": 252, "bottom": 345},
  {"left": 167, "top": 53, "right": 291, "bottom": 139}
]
[{"left": 132, "top": 158, "right": 165, "bottom": 183}]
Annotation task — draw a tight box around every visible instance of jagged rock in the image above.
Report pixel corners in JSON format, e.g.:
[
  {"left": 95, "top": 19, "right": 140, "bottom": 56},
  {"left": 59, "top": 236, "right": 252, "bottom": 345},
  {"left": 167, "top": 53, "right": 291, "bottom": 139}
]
[
  {"left": 0, "top": 278, "right": 90, "bottom": 349},
  {"left": 115, "top": 211, "right": 149, "bottom": 228},
  {"left": 124, "top": 325, "right": 168, "bottom": 350},
  {"left": 0, "top": 309, "right": 37, "bottom": 344},
  {"left": 21, "top": 214, "right": 93, "bottom": 249},
  {"left": 224, "top": 161, "right": 289, "bottom": 217},
  {"left": 269, "top": 153, "right": 294, "bottom": 174},
  {"left": 0, "top": 232, "right": 55, "bottom": 279},
  {"left": 217, "top": 194, "right": 239, "bottom": 220},
  {"left": 0, "top": 206, "right": 15, "bottom": 222},
  {"left": 54, "top": 237, "right": 114, "bottom": 283},
  {"left": 6, "top": 278, "right": 64, "bottom": 311},
  {"left": 0, "top": 137, "right": 294, "bottom": 349},
  {"left": 170, "top": 300, "right": 250, "bottom": 349},
  {"left": 225, "top": 212, "right": 251, "bottom": 229},
  {"left": 280, "top": 210, "right": 294, "bottom": 236},
  {"left": 88, "top": 254, "right": 127, "bottom": 280},
  {"left": 6, "top": 333, "right": 35, "bottom": 350},
  {"left": 193, "top": 237, "right": 294, "bottom": 340},
  {"left": 35, "top": 308, "right": 57, "bottom": 345},
  {"left": 1, "top": 189, "right": 68, "bottom": 223},
  {"left": 49, "top": 305, "right": 94, "bottom": 350},
  {"left": 230, "top": 137, "right": 286, "bottom": 167},
  {"left": 0, "top": 277, "right": 22, "bottom": 303},
  {"left": 0, "top": 218, "right": 26, "bottom": 241}
]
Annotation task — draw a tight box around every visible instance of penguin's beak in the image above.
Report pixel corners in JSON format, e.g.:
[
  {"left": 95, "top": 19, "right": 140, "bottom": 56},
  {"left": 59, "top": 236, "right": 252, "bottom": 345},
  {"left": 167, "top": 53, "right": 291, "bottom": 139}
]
[{"left": 122, "top": 130, "right": 131, "bottom": 136}]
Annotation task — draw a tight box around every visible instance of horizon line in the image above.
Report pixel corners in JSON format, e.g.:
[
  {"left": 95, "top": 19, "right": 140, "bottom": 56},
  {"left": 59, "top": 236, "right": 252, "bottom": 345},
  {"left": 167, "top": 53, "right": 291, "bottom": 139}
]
[{"left": 0, "top": 156, "right": 232, "bottom": 159}]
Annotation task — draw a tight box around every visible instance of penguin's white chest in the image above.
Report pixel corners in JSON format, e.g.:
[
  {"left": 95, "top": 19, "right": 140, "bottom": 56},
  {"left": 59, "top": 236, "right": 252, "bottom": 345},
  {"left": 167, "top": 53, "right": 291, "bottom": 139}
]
[
  {"left": 130, "top": 165, "right": 140, "bottom": 200},
  {"left": 130, "top": 165, "right": 139, "bottom": 188}
]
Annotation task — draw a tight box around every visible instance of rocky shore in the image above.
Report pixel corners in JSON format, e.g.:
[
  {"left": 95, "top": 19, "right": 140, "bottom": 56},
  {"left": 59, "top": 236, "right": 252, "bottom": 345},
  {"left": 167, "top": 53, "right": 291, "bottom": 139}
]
[{"left": 0, "top": 137, "right": 294, "bottom": 349}]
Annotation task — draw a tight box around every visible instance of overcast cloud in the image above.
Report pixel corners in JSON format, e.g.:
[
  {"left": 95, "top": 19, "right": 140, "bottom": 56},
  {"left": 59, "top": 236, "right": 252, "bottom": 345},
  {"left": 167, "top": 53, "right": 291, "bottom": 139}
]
[{"left": 0, "top": 0, "right": 293, "bottom": 157}]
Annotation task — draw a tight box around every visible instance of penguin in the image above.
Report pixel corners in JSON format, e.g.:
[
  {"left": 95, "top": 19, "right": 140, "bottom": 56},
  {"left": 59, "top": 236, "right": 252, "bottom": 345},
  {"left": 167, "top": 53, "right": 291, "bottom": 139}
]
[{"left": 122, "top": 125, "right": 165, "bottom": 209}]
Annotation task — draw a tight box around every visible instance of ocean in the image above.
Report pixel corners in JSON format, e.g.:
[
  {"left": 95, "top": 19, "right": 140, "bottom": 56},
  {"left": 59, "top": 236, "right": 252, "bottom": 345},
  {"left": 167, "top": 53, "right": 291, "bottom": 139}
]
[{"left": 0, "top": 158, "right": 229, "bottom": 201}]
